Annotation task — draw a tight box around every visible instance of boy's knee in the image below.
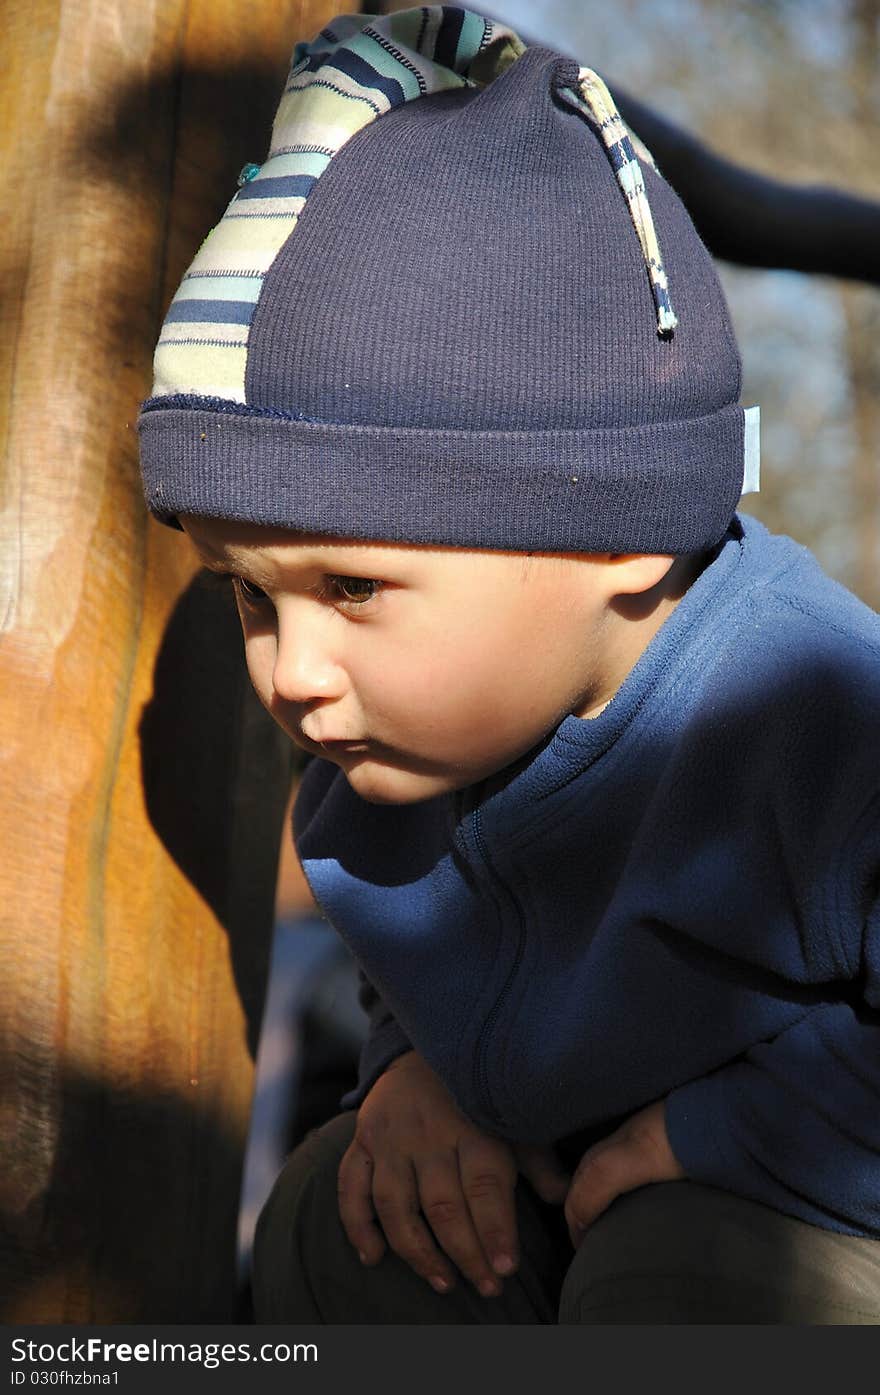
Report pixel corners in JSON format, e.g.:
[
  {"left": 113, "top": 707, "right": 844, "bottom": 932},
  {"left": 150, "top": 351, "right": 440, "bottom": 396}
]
[
  {"left": 252, "top": 1111, "right": 358, "bottom": 1321},
  {"left": 558, "top": 1180, "right": 880, "bottom": 1325},
  {"left": 558, "top": 1180, "right": 762, "bottom": 1323}
]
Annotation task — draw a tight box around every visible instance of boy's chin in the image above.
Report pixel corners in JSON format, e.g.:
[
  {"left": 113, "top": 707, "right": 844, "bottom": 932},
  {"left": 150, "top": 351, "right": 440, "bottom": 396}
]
[{"left": 334, "top": 755, "right": 466, "bottom": 806}]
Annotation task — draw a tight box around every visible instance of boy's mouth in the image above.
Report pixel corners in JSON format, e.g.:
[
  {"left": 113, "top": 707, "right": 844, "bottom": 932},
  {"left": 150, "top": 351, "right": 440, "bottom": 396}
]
[{"left": 297, "top": 718, "right": 371, "bottom": 751}]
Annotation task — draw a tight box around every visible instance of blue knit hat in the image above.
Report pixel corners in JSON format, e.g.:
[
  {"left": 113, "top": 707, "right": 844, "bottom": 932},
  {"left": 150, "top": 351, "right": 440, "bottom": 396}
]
[{"left": 138, "top": 6, "right": 759, "bottom": 554}]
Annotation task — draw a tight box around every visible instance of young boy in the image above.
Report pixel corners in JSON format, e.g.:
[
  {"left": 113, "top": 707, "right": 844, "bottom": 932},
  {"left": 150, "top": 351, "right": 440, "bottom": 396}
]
[{"left": 138, "top": 8, "right": 880, "bottom": 1323}]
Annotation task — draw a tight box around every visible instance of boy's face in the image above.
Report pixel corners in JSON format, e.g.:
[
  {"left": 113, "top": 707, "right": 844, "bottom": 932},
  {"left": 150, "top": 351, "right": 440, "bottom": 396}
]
[{"left": 181, "top": 516, "right": 648, "bottom": 805}]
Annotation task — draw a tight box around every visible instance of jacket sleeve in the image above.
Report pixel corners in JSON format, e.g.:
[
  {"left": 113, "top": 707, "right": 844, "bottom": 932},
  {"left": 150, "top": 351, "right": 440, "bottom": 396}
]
[
  {"left": 665, "top": 893, "right": 880, "bottom": 1237},
  {"left": 339, "top": 970, "right": 414, "bottom": 1110}
]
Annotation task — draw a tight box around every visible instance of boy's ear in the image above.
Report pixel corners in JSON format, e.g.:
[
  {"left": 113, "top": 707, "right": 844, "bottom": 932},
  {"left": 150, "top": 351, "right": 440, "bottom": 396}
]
[{"left": 604, "top": 553, "right": 677, "bottom": 596}]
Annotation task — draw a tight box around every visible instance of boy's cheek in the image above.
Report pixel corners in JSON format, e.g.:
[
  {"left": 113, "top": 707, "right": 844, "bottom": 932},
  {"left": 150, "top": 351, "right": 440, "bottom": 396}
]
[
  {"left": 240, "top": 646, "right": 297, "bottom": 738},
  {"left": 243, "top": 654, "right": 268, "bottom": 698},
  {"left": 242, "top": 633, "right": 276, "bottom": 691}
]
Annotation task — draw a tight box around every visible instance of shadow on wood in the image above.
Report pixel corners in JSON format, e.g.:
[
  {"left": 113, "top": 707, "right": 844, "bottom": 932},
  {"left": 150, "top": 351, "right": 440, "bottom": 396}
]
[
  {"left": 1, "top": 0, "right": 351, "bottom": 1325},
  {"left": 139, "top": 573, "right": 295, "bottom": 1064}
]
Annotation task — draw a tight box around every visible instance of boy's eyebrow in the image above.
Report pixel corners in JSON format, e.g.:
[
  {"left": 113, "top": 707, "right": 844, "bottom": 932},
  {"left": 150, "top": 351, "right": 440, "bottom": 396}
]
[
  {"left": 185, "top": 534, "right": 253, "bottom": 574},
  {"left": 185, "top": 538, "right": 232, "bottom": 573},
  {"left": 186, "top": 531, "right": 416, "bottom": 575},
  {"left": 196, "top": 554, "right": 233, "bottom": 574}
]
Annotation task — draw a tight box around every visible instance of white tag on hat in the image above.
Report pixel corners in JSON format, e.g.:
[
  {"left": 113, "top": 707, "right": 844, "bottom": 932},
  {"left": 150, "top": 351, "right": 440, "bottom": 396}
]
[{"left": 741, "top": 405, "right": 761, "bottom": 496}]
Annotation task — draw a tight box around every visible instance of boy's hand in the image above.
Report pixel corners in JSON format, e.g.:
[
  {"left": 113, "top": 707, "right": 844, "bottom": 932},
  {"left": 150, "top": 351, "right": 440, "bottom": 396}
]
[
  {"left": 564, "top": 1098, "right": 685, "bottom": 1249},
  {"left": 337, "top": 1050, "right": 570, "bottom": 1297}
]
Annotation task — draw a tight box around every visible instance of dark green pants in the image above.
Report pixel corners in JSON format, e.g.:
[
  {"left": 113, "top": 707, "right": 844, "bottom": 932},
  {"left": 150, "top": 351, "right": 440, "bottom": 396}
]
[{"left": 252, "top": 1111, "right": 880, "bottom": 1324}]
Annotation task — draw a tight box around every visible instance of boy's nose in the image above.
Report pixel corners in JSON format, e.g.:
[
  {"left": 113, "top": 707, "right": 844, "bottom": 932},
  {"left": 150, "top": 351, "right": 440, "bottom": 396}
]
[{"left": 271, "top": 611, "right": 346, "bottom": 706}]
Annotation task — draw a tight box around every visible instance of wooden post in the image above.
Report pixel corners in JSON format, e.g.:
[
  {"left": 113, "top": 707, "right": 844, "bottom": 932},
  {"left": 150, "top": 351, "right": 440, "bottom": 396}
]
[{"left": 1, "top": 0, "right": 351, "bottom": 1323}]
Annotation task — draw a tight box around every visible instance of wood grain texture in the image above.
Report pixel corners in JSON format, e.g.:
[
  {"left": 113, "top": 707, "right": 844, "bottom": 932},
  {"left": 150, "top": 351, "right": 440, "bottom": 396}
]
[{"left": 1, "top": 0, "right": 349, "bottom": 1322}]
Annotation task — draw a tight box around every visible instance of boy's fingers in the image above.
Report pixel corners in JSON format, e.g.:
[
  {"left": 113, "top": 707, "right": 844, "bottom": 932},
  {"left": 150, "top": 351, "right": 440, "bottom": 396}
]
[
  {"left": 564, "top": 1104, "right": 684, "bottom": 1248},
  {"left": 337, "top": 1138, "right": 386, "bottom": 1265},
  {"left": 370, "top": 1154, "right": 459, "bottom": 1293},
  {"left": 416, "top": 1150, "right": 504, "bottom": 1295},
  {"left": 514, "top": 1142, "right": 571, "bottom": 1205},
  {"left": 457, "top": 1136, "right": 521, "bottom": 1278},
  {"left": 564, "top": 1135, "right": 650, "bottom": 1247}
]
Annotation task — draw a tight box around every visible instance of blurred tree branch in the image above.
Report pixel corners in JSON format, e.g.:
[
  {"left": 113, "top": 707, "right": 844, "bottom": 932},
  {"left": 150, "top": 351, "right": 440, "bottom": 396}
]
[{"left": 613, "top": 87, "right": 880, "bottom": 285}]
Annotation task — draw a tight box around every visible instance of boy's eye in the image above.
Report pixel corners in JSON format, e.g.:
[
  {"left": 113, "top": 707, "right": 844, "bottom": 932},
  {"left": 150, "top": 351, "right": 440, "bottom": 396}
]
[
  {"left": 231, "top": 573, "right": 381, "bottom": 609},
  {"left": 328, "top": 575, "right": 380, "bottom": 606},
  {"left": 234, "top": 575, "right": 269, "bottom": 606}
]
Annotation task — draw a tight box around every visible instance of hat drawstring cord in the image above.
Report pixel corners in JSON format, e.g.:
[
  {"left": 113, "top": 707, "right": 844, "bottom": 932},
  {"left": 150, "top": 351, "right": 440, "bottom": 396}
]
[{"left": 557, "top": 67, "right": 678, "bottom": 338}]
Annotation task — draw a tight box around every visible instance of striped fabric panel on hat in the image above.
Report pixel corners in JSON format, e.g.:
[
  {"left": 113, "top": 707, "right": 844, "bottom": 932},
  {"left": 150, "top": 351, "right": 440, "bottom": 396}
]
[{"left": 152, "top": 7, "right": 526, "bottom": 404}]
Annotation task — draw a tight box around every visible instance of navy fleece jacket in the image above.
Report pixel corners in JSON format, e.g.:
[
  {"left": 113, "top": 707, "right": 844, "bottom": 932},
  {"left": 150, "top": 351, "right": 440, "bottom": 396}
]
[{"left": 294, "top": 514, "right": 880, "bottom": 1238}]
